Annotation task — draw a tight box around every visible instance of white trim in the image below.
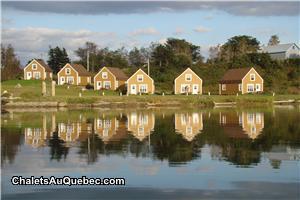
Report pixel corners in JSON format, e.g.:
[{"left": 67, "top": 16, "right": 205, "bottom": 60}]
[
  {"left": 241, "top": 67, "right": 263, "bottom": 94},
  {"left": 23, "top": 59, "right": 47, "bottom": 80},
  {"left": 127, "top": 69, "right": 154, "bottom": 94},
  {"left": 57, "top": 63, "right": 79, "bottom": 85},
  {"left": 247, "top": 84, "right": 255, "bottom": 92},
  {"left": 93, "top": 67, "right": 117, "bottom": 90},
  {"left": 242, "top": 67, "right": 263, "bottom": 84},
  {"left": 139, "top": 84, "right": 148, "bottom": 93},
  {"left": 192, "top": 84, "right": 199, "bottom": 94},
  {"left": 174, "top": 68, "right": 202, "bottom": 94}
]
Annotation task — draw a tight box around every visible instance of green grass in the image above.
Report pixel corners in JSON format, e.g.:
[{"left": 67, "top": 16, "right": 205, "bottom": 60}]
[{"left": 1, "top": 80, "right": 300, "bottom": 106}]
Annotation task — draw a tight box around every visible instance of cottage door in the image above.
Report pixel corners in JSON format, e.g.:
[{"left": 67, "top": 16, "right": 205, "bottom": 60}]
[
  {"left": 192, "top": 84, "right": 199, "bottom": 94},
  {"left": 131, "top": 84, "right": 137, "bottom": 94}
]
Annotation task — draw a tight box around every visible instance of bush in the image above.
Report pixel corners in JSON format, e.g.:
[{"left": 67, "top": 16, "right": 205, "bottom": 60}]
[{"left": 85, "top": 84, "right": 94, "bottom": 90}]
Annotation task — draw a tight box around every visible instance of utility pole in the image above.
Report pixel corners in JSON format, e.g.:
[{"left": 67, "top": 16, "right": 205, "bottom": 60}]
[
  {"left": 87, "top": 50, "right": 90, "bottom": 71},
  {"left": 147, "top": 58, "right": 150, "bottom": 76}
]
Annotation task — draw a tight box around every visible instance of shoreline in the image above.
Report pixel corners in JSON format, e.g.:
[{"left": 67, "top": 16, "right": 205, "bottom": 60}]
[{"left": 2, "top": 98, "right": 300, "bottom": 109}]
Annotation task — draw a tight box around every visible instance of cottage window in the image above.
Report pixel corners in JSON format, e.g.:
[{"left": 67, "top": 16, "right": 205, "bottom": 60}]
[
  {"left": 185, "top": 74, "right": 192, "bottom": 81},
  {"left": 33, "top": 72, "right": 41, "bottom": 79},
  {"left": 222, "top": 84, "right": 226, "bottom": 91},
  {"left": 247, "top": 113, "right": 255, "bottom": 123},
  {"left": 32, "top": 64, "right": 37, "bottom": 70},
  {"left": 256, "top": 113, "right": 262, "bottom": 124},
  {"left": 66, "top": 68, "right": 71, "bottom": 75},
  {"left": 247, "top": 84, "right": 254, "bottom": 92},
  {"left": 102, "top": 72, "right": 108, "bottom": 79},
  {"left": 238, "top": 84, "right": 242, "bottom": 91},
  {"left": 186, "top": 127, "right": 193, "bottom": 135},
  {"left": 139, "top": 84, "right": 147, "bottom": 93},
  {"left": 67, "top": 77, "right": 74, "bottom": 84},
  {"left": 137, "top": 75, "right": 144, "bottom": 82},
  {"left": 60, "top": 77, "right": 65, "bottom": 84},
  {"left": 181, "top": 84, "right": 189, "bottom": 93},
  {"left": 138, "top": 126, "right": 144, "bottom": 136},
  {"left": 250, "top": 74, "right": 255, "bottom": 81},
  {"left": 104, "top": 81, "right": 111, "bottom": 89}
]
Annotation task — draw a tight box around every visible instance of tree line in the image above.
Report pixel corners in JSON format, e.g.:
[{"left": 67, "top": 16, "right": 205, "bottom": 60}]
[{"left": 1, "top": 34, "right": 299, "bottom": 93}]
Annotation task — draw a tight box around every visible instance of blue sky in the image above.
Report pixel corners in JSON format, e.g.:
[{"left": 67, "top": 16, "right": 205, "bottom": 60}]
[{"left": 2, "top": 1, "right": 299, "bottom": 65}]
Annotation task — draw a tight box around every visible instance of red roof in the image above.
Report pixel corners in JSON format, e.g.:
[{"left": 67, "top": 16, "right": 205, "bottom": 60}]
[{"left": 220, "top": 67, "right": 252, "bottom": 84}]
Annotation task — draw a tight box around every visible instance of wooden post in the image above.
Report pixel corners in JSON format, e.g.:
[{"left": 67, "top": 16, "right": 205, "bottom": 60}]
[
  {"left": 162, "top": 92, "right": 165, "bottom": 96},
  {"left": 79, "top": 92, "right": 82, "bottom": 97},
  {"left": 208, "top": 92, "right": 210, "bottom": 96},
  {"left": 102, "top": 92, "right": 105, "bottom": 96},
  {"left": 51, "top": 81, "right": 56, "bottom": 97},
  {"left": 273, "top": 92, "right": 275, "bottom": 96},
  {"left": 42, "top": 81, "right": 46, "bottom": 96}
]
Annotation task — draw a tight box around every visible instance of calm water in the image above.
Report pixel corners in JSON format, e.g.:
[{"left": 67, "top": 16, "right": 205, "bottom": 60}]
[{"left": 1, "top": 107, "right": 300, "bottom": 199}]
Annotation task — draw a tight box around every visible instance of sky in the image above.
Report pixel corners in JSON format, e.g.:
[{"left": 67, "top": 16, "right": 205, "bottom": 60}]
[{"left": 1, "top": 1, "right": 300, "bottom": 65}]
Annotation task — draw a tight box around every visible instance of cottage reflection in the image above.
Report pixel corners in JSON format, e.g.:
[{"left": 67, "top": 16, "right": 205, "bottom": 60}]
[
  {"left": 127, "top": 112, "right": 155, "bottom": 141},
  {"left": 58, "top": 118, "right": 92, "bottom": 145},
  {"left": 241, "top": 112, "right": 264, "bottom": 139},
  {"left": 24, "top": 114, "right": 50, "bottom": 148},
  {"left": 94, "top": 114, "right": 127, "bottom": 143},
  {"left": 219, "top": 111, "right": 264, "bottom": 139},
  {"left": 175, "top": 112, "right": 203, "bottom": 141}
]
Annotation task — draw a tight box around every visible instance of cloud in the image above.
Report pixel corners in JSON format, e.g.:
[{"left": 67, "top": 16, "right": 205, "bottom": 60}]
[
  {"left": 2, "top": 27, "right": 118, "bottom": 65},
  {"left": 173, "top": 27, "right": 185, "bottom": 35},
  {"left": 129, "top": 27, "right": 160, "bottom": 36},
  {"left": 194, "top": 26, "right": 212, "bottom": 33},
  {"left": 2, "top": 1, "right": 299, "bottom": 16}
]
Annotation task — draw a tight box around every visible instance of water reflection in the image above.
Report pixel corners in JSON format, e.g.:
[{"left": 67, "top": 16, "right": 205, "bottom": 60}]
[
  {"left": 1, "top": 108, "right": 300, "bottom": 168},
  {"left": 219, "top": 112, "right": 264, "bottom": 139},
  {"left": 175, "top": 112, "right": 203, "bottom": 141}
]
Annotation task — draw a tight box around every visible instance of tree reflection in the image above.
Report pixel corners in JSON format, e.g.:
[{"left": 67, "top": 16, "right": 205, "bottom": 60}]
[
  {"left": 1, "top": 127, "right": 22, "bottom": 165},
  {"left": 48, "top": 131, "right": 69, "bottom": 161}
]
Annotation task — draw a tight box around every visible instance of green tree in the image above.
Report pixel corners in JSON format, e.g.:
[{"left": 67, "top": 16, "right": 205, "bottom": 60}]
[
  {"left": 220, "top": 35, "right": 260, "bottom": 64},
  {"left": 47, "top": 46, "right": 70, "bottom": 73},
  {"left": 1, "top": 44, "right": 22, "bottom": 81}
]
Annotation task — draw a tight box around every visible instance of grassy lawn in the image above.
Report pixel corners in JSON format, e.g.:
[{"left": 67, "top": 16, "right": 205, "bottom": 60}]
[{"left": 1, "top": 80, "right": 300, "bottom": 105}]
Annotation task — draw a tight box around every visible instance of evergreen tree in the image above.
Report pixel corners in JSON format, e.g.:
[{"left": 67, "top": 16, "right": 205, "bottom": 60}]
[
  {"left": 268, "top": 35, "right": 280, "bottom": 46},
  {"left": 47, "top": 46, "right": 70, "bottom": 73}
]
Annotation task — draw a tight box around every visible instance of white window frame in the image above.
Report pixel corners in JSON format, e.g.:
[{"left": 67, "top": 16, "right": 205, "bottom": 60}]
[
  {"left": 247, "top": 84, "right": 254, "bottom": 92},
  {"left": 139, "top": 84, "right": 148, "bottom": 93},
  {"left": 102, "top": 72, "right": 108, "bottom": 79},
  {"left": 238, "top": 84, "right": 242, "bottom": 91},
  {"left": 185, "top": 74, "right": 192, "bottom": 81},
  {"left": 250, "top": 73, "right": 255, "bottom": 81},
  {"left": 33, "top": 71, "right": 41, "bottom": 79},
  {"left": 60, "top": 77, "right": 65, "bottom": 84},
  {"left": 67, "top": 76, "right": 74, "bottom": 84},
  {"left": 66, "top": 68, "right": 71, "bottom": 75},
  {"left": 104, "top": 81, "right": 111, "bottom": 89},
  {"left": 256, "top": 84, "right": 261, "bottom": 92},
  {"left": 222, "top": 84, "right": 226, "bottom": 91},
  {"left": 181, "top": 84, "right": 189, "bottom": 93},
  {"left": 32, "top": 64, "right": 37, "bottom": 70},
  {"left": 137, "top": 74, "right": 144, "bottom": 82}
]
